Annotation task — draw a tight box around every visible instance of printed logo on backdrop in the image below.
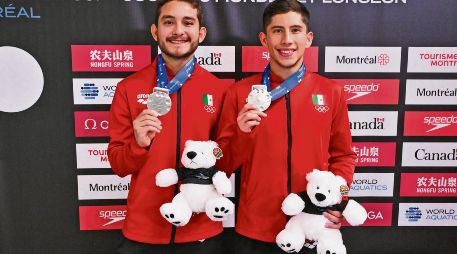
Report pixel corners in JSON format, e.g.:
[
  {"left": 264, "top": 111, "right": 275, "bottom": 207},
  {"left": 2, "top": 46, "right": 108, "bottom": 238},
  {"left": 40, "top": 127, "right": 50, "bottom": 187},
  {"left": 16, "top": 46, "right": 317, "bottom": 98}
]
[
  {"left": 404, "top": 111, "right": 457, "bottom": 136},
  {"left": 342, "top": 203, "right": 392, "bottom": 227},
  {"left": 407, "top": 47, "right": 457, "bottom": 73},
  {"left": 0, "top": 4, "right": 40, "bottom": 19},
  {"left": 76, "top": 143, "right": 110, "bottom": 169},
  {"left": 400, "top": 173, "right": 457, "bottom": 197},
  {"left": 325, "top": 47, "right": 401, "bottom": 72},
  {"left": 73, "top": 79, "right": 120, "bottom": 105},
  {"left": 402, "top": 142, "right": 457, "bottom": 167},
  {"left": 74, "top": 111, "right": 109, "bottom": 137},
  {"left": 349, "top": 173, "right": 394, "bottom": 197},
  {"left": 158, "top": 46, "right": 235, "bottom": 72},
  {"left": 241, "top": 46, "right": 318, "bottom": 73},
  {"left": 398, "top": 203, "right": 457, "bottom": 226},
  {"left": 79, "top": 206, "right": 127, "bottom": 230},
  {"left": 348, "top": 111, "right": 398, "bottom": 136},
  {"left": 405, "top": 80, "right": 457, "bottom": 105},
  {"left": 333, "top": 79, "right": 399, "bottom": 104},
  {"left": 352, "top": 142, "right": 396, "bottom": 167},
  {"left": 71, "top": 45, "right": 151, "bottom": 72},
  {"left": 77, "top": 175, "right": 131, "bottom": 200}
]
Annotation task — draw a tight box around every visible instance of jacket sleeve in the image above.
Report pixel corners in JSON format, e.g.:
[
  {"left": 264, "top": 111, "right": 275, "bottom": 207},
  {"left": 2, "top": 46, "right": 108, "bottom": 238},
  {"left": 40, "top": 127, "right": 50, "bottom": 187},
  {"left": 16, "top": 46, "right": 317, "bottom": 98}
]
[
  {"left": 108, "top": 81, "right": 149, "bottom": 177},
  {"left": 328, "top": 87, "right": 357, "bottom": 186},
  {"left": 215, "top": 86, "right": 256, "bottom": 177}
]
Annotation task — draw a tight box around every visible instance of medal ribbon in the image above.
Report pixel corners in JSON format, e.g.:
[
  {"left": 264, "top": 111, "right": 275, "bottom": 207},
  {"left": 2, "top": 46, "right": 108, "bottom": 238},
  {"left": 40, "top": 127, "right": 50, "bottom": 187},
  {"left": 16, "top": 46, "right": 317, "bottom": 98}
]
[
  {"left": 156, "top": 54, "right": 196, "bottom": 94},
  {"left": 261, "top": 63, "right": 306, "bottom": 101}
]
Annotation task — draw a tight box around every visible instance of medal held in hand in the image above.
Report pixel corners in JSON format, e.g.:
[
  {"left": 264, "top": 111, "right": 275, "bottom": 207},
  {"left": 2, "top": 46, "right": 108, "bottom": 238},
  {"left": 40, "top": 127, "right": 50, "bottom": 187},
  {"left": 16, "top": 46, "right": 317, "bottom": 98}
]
[
  {"left": 246, "top": 85, "right": 272, "bottom": 112},
  {"left": 147, "top": 87, "right": 172, "bottom": 116}
]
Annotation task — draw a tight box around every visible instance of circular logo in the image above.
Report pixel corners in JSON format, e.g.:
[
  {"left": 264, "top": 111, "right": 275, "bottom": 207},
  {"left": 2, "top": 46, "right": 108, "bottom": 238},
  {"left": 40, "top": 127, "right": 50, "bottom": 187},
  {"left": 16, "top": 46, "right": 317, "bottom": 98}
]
[{"left": 0, "top": 46, "right": 44, "bottom": 113}]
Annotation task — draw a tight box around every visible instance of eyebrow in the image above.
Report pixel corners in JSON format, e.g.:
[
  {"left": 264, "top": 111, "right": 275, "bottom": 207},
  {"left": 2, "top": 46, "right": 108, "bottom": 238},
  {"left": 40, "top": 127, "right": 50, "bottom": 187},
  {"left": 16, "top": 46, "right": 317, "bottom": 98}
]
[{"left": 160, "top": 15, "right": 196, "bottom": 21}]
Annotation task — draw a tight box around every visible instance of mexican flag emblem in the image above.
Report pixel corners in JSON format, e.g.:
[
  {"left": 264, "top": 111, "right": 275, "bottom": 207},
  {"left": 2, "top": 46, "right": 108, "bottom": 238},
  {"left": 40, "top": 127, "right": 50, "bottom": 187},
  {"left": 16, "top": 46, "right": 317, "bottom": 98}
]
[
  {"left": 203, "top": 94, "right": 213, "bottom": 106},
  {"left": 312, "top": 94, "right": 326, "bottom": 105}
]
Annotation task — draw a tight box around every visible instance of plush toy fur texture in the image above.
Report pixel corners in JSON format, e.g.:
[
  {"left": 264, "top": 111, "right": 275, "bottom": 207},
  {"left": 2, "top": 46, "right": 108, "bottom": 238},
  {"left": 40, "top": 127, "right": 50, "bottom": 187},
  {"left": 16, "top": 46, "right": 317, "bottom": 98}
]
[
  {"left": 276, "top": 169, "right": 367, "bottom": 254},
  {"left": 155, "top": 140, "right": 234, "bottom": 226}
]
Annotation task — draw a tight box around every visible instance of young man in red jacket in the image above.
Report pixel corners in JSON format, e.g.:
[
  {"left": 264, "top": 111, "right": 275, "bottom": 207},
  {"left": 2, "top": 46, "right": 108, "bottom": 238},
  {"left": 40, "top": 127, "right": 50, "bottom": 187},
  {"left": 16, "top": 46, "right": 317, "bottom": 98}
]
[
  {"left": 217, "top": 0, "right": 356, "bottom": 253},
  {"left": 108, "top": 0, "right": 229, "bottom": 253}
]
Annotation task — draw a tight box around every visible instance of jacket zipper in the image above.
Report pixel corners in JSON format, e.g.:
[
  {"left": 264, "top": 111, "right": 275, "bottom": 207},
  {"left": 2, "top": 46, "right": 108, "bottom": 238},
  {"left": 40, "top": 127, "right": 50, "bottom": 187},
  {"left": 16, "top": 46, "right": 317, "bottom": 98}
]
[
  {"left": 170, "top": 89, "right": 181, "bottom": 244},
  {"left": 285, "top": 93, "right": 292, "bottom": 194}
]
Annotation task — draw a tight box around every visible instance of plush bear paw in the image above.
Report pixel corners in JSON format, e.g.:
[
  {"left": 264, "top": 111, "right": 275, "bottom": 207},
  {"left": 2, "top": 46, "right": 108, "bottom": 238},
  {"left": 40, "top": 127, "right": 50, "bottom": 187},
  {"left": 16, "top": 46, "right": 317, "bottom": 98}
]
[
  {"left": 205, "top": 197, "right": 234, "bottom": 221},
  {"left": 316, "top": 242, "right": 346, "bottom": 254},
  {"left": 212, "top": 171, "right": 232, "bottom": 195},
  {"left": 281, "top": 193, "right": 305, "bottom": 216},
  {"left": 276, "top": 229, "right": 305, "bottom": 253},
  {"left": 156, "top": 168, "right": 178, "bottom": 187},
  {"left": 159, "top": 203, "right": 191, "bottom": 227}
]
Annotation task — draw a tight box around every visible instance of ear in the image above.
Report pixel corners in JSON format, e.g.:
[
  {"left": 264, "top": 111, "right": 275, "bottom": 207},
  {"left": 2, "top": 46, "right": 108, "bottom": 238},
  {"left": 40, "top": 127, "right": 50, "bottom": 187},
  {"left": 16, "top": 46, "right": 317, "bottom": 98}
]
[
  {"left": 198, "top": 26, "right": 207, "bottom": 43},
  {"left": 259, "top": 32, "right": 267, "bottom": 48},
  {"left": 306, "top": 169, "right": 320, "bottom": 183},
  {"left": 304, "top": 31, "right": 313, "bottom": 48},
  {"left": 334, "top": 175, "right": 348, "bottom": 187},
  {"left": 209, "top": 141, "right": 219, "bottom": 149},
  {"left": 151, "top": 24, "right": 158, "bottom": 42}
]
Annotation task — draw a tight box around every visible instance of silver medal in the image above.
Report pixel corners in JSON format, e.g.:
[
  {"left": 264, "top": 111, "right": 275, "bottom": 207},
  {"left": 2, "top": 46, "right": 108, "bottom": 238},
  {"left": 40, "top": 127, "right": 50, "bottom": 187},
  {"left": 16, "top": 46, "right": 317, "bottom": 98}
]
[
  {"left": 147, "top": 87, "right": 172, "bottom": 116},
  {"left": 246, "top": 85, "right": 272, "bottom": 112}
]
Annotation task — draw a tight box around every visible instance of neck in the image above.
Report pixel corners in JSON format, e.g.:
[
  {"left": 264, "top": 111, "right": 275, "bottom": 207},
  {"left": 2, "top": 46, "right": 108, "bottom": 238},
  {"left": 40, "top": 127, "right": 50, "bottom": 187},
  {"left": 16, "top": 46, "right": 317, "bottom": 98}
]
[
  {"left": 269, "top": 58, "right": 303, "bottom": 80},
  {"left": 161, "top": 54, "right": 194, "bottom": 75}
]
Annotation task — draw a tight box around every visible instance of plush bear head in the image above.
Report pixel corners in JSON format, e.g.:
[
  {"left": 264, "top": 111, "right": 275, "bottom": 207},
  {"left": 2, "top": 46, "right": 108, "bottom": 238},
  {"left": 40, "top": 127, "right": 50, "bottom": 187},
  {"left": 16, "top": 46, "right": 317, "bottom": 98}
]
[
  {"left": 181, "top": 140, "right": 222, "bottom": 169},
  {"left": 306, "top": 169, "right": 349, "bottom": 207}
]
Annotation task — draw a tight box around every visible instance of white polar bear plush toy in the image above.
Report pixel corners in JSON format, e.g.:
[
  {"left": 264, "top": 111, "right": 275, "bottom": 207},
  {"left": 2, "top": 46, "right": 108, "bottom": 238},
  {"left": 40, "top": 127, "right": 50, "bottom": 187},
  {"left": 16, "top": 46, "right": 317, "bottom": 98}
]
[
  {"left": 155, "top": 140, "right": 234, "bottom": 227},
  {"left": 276, "top": 169, "right": 367, "bottom": 254}
]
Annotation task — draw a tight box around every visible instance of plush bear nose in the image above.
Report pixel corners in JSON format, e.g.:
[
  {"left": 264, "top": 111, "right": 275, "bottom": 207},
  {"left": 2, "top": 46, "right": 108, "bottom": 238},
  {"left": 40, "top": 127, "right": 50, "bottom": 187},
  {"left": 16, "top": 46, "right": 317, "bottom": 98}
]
[
  {"left": 187, "top": 151, "right": 197, "bottom": 160},
  {"left": 315, "top": 193, "right": 326, "bottom": 202}
]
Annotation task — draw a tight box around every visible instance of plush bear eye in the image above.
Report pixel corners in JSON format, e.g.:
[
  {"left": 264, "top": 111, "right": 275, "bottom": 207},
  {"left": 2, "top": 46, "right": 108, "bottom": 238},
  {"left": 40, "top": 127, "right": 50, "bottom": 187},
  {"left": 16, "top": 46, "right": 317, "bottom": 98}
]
[
  {"left": 316, "top": 186, "right": 319, "bottom": 190},
  {"left": 328, "top": 190, "right": 331, "bottom": 193}
]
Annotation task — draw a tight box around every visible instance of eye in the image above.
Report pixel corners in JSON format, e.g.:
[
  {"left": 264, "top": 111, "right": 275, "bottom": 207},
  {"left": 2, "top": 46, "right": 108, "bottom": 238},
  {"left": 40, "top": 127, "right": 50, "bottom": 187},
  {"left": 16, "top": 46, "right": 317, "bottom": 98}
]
[
  {"left": 328, "top": 190, "right": 331, "bottom": 193},
  {"left": 316, "top": 186, "right": 319, "bottom": 190}
]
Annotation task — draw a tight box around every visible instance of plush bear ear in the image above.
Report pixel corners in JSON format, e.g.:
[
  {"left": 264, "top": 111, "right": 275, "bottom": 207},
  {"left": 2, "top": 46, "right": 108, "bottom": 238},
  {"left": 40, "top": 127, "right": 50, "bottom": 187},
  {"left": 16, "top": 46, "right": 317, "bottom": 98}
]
[
  {"left": 334, "top": 175, "right": 349, "bottom": 200},
  {"left": 185, "top": 140, "right": 194, "bottom": 147},
  {"left": 306, "top": 169, "right": 321, "bottom": 183}
]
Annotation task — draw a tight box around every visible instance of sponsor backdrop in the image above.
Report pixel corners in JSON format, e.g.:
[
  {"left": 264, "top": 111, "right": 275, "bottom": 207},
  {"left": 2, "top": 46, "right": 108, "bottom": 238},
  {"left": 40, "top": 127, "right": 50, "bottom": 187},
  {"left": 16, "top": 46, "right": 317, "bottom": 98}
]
[{"left": 1, "top": 0, "right": 457, "bottom": 253}]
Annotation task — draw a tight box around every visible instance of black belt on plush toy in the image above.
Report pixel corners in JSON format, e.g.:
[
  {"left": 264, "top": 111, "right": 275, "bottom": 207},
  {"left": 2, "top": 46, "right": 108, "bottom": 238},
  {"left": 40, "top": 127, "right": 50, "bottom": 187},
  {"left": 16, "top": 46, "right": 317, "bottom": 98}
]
[
  {"left": 177, "top": 166, "right": 219, "bottom": 184},
  {"left": 297, "top": 192, "right": 349, "bottom": 215}
]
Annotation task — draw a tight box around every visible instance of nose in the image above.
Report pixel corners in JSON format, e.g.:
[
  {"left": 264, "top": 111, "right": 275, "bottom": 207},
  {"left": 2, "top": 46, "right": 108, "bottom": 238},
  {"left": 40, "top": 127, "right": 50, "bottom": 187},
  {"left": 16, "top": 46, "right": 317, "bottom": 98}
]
[
  {"left": 282, "top": 31, "right": 292, "bottom": 44},
  {"left": 315, "top": 193, "right": 326, "bottom": 202},
  {"left": 173, "top": 23, "right": 185, "bottom": 35},
  {"left": 187, "top": 151, "right": 197, "bottom": 160}
]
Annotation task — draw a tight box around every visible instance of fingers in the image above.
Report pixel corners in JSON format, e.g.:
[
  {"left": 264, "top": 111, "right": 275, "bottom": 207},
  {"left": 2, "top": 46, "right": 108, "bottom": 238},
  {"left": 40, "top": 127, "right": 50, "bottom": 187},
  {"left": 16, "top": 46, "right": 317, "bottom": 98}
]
[
  {"left": 133, "top": 109, "right": 163, "bottom": 147},
  {"left": 237, "top": 104, "right": 268, "bottom": 132},
  {"left": 324, "top": 210, "right": 344, "bottom": 229}
]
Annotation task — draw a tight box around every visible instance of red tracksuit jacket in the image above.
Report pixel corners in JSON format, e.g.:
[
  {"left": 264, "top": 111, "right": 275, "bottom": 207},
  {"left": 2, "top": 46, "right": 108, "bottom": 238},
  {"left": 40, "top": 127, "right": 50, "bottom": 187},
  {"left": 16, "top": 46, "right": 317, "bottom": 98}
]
[
  {"left": 108, "top": 58, "right": 229, "bottom": 244},
  {"left": 217, "top": 70, "right": 356, "bottom": 242}
]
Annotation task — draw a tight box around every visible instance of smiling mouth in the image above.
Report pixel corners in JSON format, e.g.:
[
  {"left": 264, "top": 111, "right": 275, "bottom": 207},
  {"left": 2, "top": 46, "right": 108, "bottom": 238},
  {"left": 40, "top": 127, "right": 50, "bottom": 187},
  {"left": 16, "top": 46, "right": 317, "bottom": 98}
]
[
  {"left": 277, "top": 49, "right": 296, "bottom": 57},
  {"left": 189, "top": 160, "right": 197, "bottom": 164},
  {"left": 167, "top": 38, "right": 189, "bottom": 45}
]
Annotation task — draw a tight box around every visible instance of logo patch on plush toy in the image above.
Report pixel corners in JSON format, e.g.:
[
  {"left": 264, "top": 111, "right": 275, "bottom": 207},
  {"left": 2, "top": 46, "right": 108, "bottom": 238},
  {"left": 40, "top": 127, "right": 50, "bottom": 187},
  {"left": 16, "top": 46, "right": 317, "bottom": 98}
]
[
  {"left": 340, "top": 185, "right": 349, "bottom": 201},
  {"left": 213, "top": 147, "right": 223, "bottom": 159},
  {"left": 155, "top": 140, "right": 234, "bottom": 227}
]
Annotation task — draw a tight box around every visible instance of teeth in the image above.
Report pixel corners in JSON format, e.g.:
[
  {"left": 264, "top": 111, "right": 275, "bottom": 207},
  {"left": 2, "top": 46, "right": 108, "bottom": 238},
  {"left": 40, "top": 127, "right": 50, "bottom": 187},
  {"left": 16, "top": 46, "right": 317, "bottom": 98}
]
[{"left": 279, "top": 50, "right": 294, "bottom": 54}]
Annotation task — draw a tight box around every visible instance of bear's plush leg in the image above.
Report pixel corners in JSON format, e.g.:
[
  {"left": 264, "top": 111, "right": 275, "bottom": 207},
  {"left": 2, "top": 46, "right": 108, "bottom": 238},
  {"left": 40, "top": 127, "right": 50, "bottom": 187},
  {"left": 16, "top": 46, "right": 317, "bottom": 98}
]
[
  {"left": 205, "top": 196, "right": 234, "bottom": 221},
  {"left": 316, "top": 229, "right": 346, "bottom": 254},
  {"left": 159, "top": 193, "right": 192, "bottom": 226},
  {"left": 276, "top": 215, "right": 306, "bottom": 253}
]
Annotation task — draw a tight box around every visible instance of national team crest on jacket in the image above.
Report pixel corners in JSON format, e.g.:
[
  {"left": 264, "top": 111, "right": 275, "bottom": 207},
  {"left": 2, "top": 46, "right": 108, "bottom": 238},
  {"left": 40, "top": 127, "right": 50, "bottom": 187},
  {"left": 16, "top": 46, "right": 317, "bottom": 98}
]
[
  {"left": 312, "top": 94, "right": 329, "bottom": 113},
  {"left": 203, "top": 94, "right": 216, "bottom": 113}
]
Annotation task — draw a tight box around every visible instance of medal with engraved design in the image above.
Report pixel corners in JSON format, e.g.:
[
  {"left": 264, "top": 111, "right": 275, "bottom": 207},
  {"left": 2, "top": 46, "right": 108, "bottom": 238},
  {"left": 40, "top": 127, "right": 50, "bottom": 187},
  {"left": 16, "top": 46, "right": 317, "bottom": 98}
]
[
  {"left": 246, "top": 85, "right": 272, "bottom": 112},
  {"left": 147, "top": 87, "right": 172, "bottom": 116}
]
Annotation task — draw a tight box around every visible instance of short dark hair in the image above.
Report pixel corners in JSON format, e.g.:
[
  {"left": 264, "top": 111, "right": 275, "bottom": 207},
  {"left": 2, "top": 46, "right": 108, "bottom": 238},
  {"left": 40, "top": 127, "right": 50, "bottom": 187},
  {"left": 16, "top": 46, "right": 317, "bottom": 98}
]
[
  {"left": 263, "top": 0, "right": 310, "bottom": 32},
  {"left": 154, "top": 0, "right": 204, "bottom": 27}
]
